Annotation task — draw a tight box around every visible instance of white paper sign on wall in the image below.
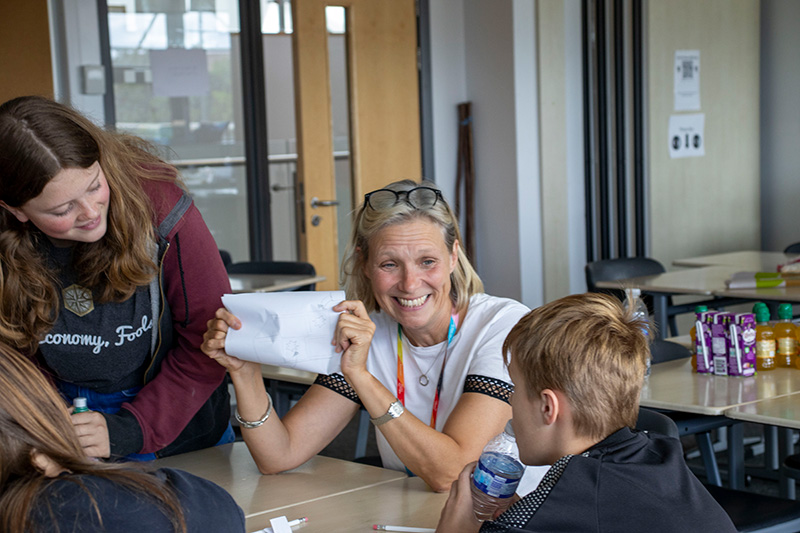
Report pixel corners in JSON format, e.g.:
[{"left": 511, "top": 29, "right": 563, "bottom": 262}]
[
  {"left": 674, "top": 50, "right": 701, "bottom": 111},
  {"left": 668, "top": 113, "right": 705, "bottom": 159}
]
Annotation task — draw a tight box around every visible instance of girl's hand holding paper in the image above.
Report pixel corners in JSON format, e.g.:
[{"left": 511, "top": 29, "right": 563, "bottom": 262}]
[{"left": 332, "top": 299, "right": 377, "bottom": 380}]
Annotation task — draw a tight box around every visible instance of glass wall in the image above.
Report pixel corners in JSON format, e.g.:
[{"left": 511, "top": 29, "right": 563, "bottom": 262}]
[{"left": 107, "top": 0, "right": 248, "bottom": 261}]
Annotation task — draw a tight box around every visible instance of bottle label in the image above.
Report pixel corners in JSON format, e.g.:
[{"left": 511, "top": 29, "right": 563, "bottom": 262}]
[
  {"left": 756, "top": 340, "right": 776, "bottom": 359},
  {"left": 472, "top": 455, "right": 523, "bottom": 499},
  {"left": 778, "top": 337, "right": 797, "bottom": 356}
]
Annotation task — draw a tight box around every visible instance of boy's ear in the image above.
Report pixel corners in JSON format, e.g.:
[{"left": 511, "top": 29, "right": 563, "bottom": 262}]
[{"left": 540, "top": 389, "right": 560, "bottom": 426}]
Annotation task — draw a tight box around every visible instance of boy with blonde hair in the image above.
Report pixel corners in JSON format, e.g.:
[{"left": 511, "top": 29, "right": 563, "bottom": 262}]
[{"left": 436, "top": 293, "right": 735, "bottom": 532}]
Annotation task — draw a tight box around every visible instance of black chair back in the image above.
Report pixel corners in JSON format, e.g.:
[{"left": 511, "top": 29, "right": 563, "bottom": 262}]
[
  {"left": 784, "top": 242, "right": 800, "bottom": 254},
  {"left": 585, "top": 257, "right": 676, "bottom": 337},
  {"left": 226, "top": 261, "right": 318, "bottom": 291},
  {"left": 650, "top": 339, "right": 691, "bottom": 364},
  {"left": 219, "top": 249, "right": 233, "bottom": 268},
  {"left": 635, "top": 407, "right": 680, "bottom": 438}
]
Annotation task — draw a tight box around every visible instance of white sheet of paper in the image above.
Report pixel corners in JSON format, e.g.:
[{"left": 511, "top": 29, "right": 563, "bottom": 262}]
[
  {"left": 222, "top": 291, "right": 345, "bottom": 374},
  {"left": 674, "top": 50, "right": 701, "bottom": 111}
]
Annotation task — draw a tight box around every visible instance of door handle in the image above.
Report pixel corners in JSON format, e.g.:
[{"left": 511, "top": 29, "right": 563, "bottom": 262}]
[{"left": 310, "top": 197, "right": 339, "bottom": 208}]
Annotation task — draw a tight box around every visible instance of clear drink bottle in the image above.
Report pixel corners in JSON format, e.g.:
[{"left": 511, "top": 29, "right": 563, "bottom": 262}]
[
  {"left": 624, "top": 288, "right": 651, "bottom": 376},
  {"left": 471, "top": 419, "right": 525, "bottom": 521}
]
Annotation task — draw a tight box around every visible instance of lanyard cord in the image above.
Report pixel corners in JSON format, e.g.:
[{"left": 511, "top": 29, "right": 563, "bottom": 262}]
[{"left": 396, "top": 313, "right": 458, "bottom": 428}]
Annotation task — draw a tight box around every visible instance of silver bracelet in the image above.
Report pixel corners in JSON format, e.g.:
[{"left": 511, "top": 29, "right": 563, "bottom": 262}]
[{"left": 234, "top": 392, "right": 273, "bottom": 429}]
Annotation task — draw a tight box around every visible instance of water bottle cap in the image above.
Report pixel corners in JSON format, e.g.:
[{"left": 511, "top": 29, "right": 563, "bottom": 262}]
[
  {"left": 73, "top": 397, "right": 88, "bottom": 410},
  {"left": 504, "top": 419, "right": 515, "bottom": 437}
]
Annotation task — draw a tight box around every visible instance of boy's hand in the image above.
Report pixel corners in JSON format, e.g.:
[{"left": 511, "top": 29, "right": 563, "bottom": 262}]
[{"left": 436, "top": 461, "right": 482, "bottom": 533}]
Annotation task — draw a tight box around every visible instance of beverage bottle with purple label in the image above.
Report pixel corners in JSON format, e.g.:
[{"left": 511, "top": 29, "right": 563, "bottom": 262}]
[{"left": 471, "top": 419, "right": 525, "bottom": 521}]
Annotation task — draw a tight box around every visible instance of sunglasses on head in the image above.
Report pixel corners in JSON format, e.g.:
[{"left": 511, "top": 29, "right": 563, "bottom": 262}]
[{"left": 363, "top": 186, "right": 444, "bottom": 210}]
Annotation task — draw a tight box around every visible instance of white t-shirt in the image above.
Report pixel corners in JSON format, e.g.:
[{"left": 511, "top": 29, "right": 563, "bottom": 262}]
[
  {"left": 366, "top": 293, "right": 527, "bottom": 471},
  {"left": 317, "top": 293, "right": 548, "bottom": 491}
]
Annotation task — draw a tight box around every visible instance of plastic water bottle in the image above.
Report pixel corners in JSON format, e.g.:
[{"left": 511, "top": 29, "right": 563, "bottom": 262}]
[
  {"left": 471, "top": 419, "right": 525, "bottom": 521},
  {"left": 625, "top": 288, "right": 651, "bottom": 376},
  {"left": 73, "top": 397, "right": 89, "bottom": 413}
]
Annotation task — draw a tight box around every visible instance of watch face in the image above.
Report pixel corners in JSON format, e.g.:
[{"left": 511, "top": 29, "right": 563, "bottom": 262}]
[{"left": 389, "top": 401, "right": 404, "bottom": 418}]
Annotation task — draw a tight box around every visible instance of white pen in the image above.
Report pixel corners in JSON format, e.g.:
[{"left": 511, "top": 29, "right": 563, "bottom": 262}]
[
  {"left": 252, "top": 517, "right": 308, "bottom": 533},
  {"left": 372, "top": 526, "right": 435, "bottom": 533}
]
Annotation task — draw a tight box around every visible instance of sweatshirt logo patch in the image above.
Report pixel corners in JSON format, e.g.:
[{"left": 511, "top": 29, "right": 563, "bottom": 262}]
[{"left": 62, "top": 284, "right": 94, "bottom": 317}]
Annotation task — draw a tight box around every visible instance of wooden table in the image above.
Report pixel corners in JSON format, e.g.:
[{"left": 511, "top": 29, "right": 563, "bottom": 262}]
[
  {"left": 725, "top": 394, "right": 800, "bottom": 497},
  {"left": 673, "top": 250, "right": 799, "bottom": 271},
  {"left": 642, "top": 358, "right": 800, "bottom": 415},
  {"left": 229, "top": 273, "right": 327, "bottom": 293},
  {"left": 643, "top": 357, "right": 800, "bottom": 489},
  {"left": 247, "top": 476, "right": 446, "bottom": 532},
  {"left": 154, "top": 442, "right": 417, "bottom": 532}
]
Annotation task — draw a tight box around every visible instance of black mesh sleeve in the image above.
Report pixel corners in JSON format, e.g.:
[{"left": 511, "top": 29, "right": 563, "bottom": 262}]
[
  {"left": 313, "top": 373, "right": 362, "bottom": 405},
  {"left": 463, "top": 374, "right": 514, "bottom": 404}
]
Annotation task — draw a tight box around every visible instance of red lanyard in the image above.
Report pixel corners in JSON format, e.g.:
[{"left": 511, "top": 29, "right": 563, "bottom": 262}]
[{"left": 396, "top": 312, "right": 458, "bottom": 428}]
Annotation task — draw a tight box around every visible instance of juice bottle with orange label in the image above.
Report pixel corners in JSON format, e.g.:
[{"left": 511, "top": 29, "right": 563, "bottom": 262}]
[
  {"left": 774, "top": 303, "right": 797, "bottom": 368},
  {"left": 755, "top": 305, "right": 776, "bottom": 371}
]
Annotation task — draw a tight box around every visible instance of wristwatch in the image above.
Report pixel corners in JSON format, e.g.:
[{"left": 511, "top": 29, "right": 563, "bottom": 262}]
[{"left": 370, "top": 399, "right": 404, "bottom": 426}]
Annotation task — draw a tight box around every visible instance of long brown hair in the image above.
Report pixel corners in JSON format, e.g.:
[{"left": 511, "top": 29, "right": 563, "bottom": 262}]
[
  {"left": 0, "top": 341, "right": 187, "bottom": 532},
  {"left": 0, "top": 95, "right": 182, "bottom": 354}
]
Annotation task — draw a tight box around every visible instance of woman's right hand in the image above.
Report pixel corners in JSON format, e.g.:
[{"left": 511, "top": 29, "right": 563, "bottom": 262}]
[{"left": 202, "top": 307, "right": 248, "bottom": 372}]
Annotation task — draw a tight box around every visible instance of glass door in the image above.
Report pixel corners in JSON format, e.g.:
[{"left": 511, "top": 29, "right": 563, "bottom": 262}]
[{"left": 106, "top": 0, "right": 249, "bottom": 261}]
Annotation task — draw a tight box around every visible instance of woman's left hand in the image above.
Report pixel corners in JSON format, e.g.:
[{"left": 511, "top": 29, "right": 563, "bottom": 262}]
[
  {"left": 332, "top": 300, "right": 376, "bottom": 380},
  {"left": 70, "top": 410, "right": 111, "bottom": 458}
]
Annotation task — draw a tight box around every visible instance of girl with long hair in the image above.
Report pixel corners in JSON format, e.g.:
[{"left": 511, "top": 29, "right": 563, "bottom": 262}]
[
  {"left": 0, "top": 95, "right": 233, "bottom": 460},
  {"left": 0, "top": 341, "right": 244, "bottom": 532}
]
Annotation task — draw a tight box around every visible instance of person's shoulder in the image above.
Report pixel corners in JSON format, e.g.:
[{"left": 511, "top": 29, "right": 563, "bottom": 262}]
[
  {"left": 469, "top": 293, "right": 530, "bottom": 318},
  {"left": 157, "top": 467, "right": 246, "bottom": 530},
  {"left": 141, "top": 178, "right": 188, "bottom": 224}
]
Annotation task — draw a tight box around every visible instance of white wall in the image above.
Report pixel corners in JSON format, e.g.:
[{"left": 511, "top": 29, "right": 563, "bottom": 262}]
[
  {"left": 760, "top": 0, "right": 800, "bottom": 252},
  {"left": 647, "top": 0, "right": 761, "bottom": 268}
]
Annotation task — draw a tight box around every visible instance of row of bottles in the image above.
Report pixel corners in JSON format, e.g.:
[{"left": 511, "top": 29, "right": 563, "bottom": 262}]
[{"left": 691, "top": 302, "right": 798, "bottom": 373}]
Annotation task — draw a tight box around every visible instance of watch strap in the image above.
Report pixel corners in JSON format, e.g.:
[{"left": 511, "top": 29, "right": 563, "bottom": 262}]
[{"left": 370, "top": 399, "right": 404, "bottom": 426}]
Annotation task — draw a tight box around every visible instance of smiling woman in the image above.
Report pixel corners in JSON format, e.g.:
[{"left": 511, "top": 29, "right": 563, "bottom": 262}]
[
  {"left": 0, "top": 95, "right": 234, "bottom": 462},
  {"left": 202, "top": 179, "right": 538, "bottom": 493}
]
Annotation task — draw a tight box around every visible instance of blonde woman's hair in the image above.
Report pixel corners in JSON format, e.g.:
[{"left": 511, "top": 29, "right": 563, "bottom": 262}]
[
  {"left": 0, "top": 341, "right": 186, "bottom": 532},
  {"left": 340, "top": 179, "right": 483, "bottom": 315},
  {"left": 0, "top": 95, "right": 183, "bottom": 354},
  {"left": 502, "top": 292, "right": 649, "bottom": 440}
]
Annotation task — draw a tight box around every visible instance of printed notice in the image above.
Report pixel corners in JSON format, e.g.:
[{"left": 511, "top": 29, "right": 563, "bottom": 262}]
[
  {"left": 149, "top": 48, "right": 210, "bottom": 97},
  {"left": 674, "top": 50, "right": 701, "bottom": 111},
  {"left": 222, "top": 291, "right": 345, "bottom": 374},
  {"left": 668, "top": 113, "right": 705, "bottom": 159}
]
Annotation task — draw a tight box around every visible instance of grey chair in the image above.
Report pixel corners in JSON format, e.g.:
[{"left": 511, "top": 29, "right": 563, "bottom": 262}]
[
  {"left": 585, "top": 257, "right": 679, "bottom": 337},
  {"left": 636, "top": 407, "right": 800, "bottom": 533}
]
